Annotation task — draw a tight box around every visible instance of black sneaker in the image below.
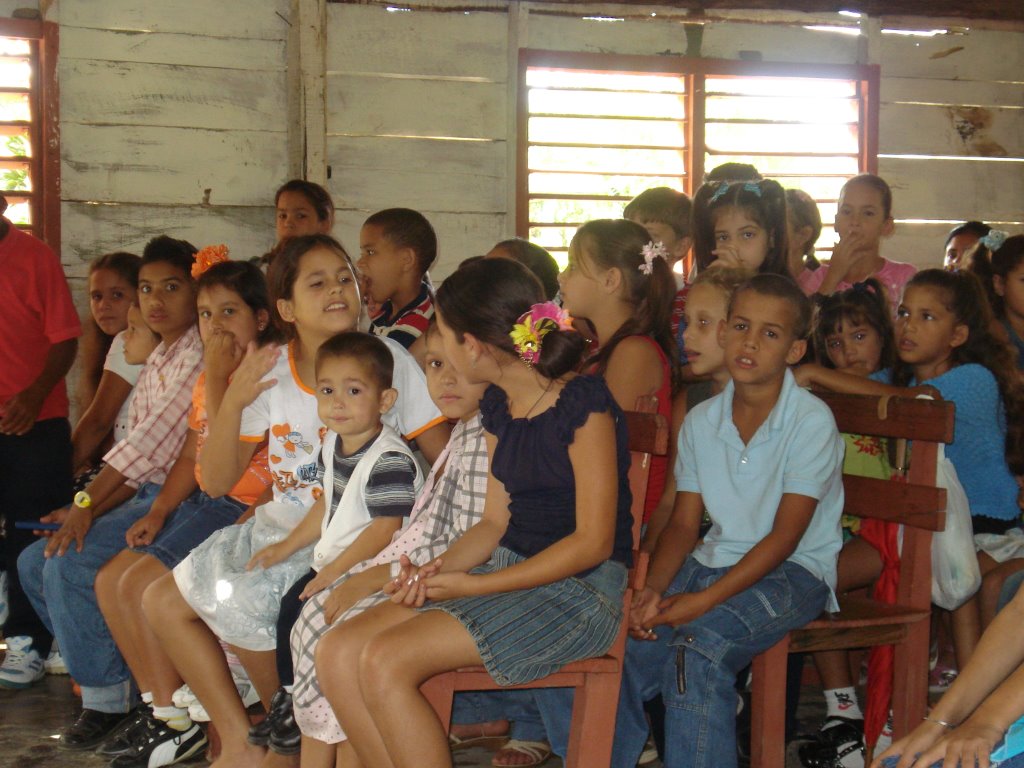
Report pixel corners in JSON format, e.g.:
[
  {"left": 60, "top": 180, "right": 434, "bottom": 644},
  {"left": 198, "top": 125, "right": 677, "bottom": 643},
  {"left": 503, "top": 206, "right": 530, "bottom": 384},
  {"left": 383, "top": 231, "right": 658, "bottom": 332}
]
[
  {"left": 59, "top": 709, "right": 135, "bottom": 751},
  {"left": 96, "top": 704, "right": 151, "bottom": 756},
  {"left": 798, "top": 717, "right": 866, "bottom": 768},
  {"left": 108, "top": 714, "right": 207, "bottom": 768}
]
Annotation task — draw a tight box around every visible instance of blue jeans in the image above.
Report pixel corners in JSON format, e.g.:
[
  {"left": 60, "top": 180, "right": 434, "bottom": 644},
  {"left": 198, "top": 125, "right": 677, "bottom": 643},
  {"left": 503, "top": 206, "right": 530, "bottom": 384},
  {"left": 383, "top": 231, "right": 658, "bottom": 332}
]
[
  {"left": 452, "top": 691, "right": 548, "bottom": 743},
  {"left": 609, "top": 557, "right": 829, "bottom": 768},
  {"left": 999, "top": 570, "right": 1024, "bottom": 613},
  {"left": 18, "top": 483, "right": 159, "bottom": 713}
]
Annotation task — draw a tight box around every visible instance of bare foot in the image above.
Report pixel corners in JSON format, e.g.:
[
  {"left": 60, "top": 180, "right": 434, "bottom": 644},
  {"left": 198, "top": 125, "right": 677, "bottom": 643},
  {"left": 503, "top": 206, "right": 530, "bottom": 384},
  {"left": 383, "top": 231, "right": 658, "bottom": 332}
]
[
  {"left": 450, "top": 719, "right": 510, "bottom": 743},
  {"left": 211, "top": 742, "right": 266, "bottom": 768}
]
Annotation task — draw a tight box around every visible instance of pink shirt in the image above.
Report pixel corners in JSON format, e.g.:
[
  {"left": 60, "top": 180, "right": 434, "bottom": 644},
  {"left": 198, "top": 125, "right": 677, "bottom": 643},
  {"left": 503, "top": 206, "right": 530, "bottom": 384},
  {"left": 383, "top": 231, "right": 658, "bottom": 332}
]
[
  {"left": 0, "top": 224, "right": 82, "bottom": 422},
  {"left": 798, "top": 257, "right": 918, "bottom": 312}
]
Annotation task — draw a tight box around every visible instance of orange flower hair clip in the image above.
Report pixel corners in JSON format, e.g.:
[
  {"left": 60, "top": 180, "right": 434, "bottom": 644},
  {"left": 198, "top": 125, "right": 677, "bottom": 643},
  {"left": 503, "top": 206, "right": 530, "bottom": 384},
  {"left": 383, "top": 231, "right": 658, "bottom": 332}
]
[{"left": 192, "top": 244, "right": 230, "bottom": 279}]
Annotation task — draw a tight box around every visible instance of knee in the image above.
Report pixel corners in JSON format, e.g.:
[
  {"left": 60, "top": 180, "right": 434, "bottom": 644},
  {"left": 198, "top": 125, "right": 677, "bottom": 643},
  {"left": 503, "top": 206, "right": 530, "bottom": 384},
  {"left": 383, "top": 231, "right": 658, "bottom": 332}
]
[
  {"left": 16, "top": 538, "right": 47, "bottom": 588},
  {"left": 142, "top": 572, "right": 185, "bottom": 626},
  {"left": 315, "top": 628, "right": 359, "bottom": 698},
  {"left": 358, "top": 633, "right": 401, "bottom": 700}
]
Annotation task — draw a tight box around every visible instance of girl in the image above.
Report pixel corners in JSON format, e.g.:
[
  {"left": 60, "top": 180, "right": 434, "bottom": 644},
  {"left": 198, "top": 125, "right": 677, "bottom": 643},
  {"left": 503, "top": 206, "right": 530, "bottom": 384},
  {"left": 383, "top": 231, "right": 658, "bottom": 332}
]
[
  {"left": 801, "top": 174, "right": 917, "bottom": 308},
  {"left": 691, "top": 178, "right": 790, "bottom": 277},
  {"left": 314, "top": 257, "right": 632, "bottom": 768},
  {"left": 92, "top": 257, "right": 278, "bottom": 765},
  {"left": 979, "top": 232, "right": 1024, "bottom": 370},
  {"left": 72, "top": 252, "right": 142, "bottom": 477},
  {"left": 257, "top": 180, "right": 336, "bottom": 267},
  {"left": 786, "top": 188, "right": 823, "bottom": 290},
  {"left": 797, "top": 270, "right": 1024, "bottom": 765},
  {"left": 144, "top": 234, "right": 447, "bottom": 768},
  {"left": 287, "top": 318, "right": 491, "bottom": 767},
  {"left": 16, "top": 236, "right": 204, "bottom": 747},
  {"left": 559, "top": 218, "right": 678, "bottom": 520}
]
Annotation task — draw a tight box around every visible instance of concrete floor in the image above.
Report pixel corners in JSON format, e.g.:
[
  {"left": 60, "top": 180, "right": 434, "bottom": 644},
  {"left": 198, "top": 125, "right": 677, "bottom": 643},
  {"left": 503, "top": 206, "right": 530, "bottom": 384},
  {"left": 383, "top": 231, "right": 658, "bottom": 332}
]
[{"left": 0, "top": 659, "right": 834, "bottom": 768}]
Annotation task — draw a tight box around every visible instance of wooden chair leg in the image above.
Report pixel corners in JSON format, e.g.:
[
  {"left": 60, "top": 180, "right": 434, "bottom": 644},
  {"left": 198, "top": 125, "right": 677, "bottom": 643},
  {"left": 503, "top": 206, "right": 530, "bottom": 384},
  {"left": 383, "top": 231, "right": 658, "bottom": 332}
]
[
  {"left": 420, "top": 672, "right": 456, "bottom": 735},
  {"left": 892, "top": 619, "right": 929, "bottom": 740},
  {"left": 565, "top": 675, "right": 622, "bottom": 768},
  {"left": 751, "top": 635, "right": 790, "bottom": 768}
]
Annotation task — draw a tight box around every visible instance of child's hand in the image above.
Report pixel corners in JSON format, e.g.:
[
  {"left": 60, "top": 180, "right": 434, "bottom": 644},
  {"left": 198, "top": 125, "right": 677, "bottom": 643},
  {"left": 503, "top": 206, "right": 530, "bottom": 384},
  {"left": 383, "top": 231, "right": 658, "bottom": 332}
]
[
  {"left": 44, "top": 506, "right": 92, "bottom": 558},
  {"left": 709, "top": 244, "right": 742, "bottom": 269},
  {"left": 204, "top": 329, "right": 244, "bottom": 382},
  {"left": 300, "top": 567, "right": 341, "bottom": 600},
  {"left": 224, "top": 343, "right": 279, "bottom": 409},
  {"left": 793, "top": 363, "right": 820, "bottom": 389},
  {"left": 0, "top": 388, "right": 45, "bottom": 436},
  {"left": 826, "top": 232, "right": 870, "bottom": 283},
  {"left": 422, "top": 571, "right": 477, "bottom": 601},
  {"left": 629, "top": 587, "right": 663, "bottom": 640},
  {"left": 246, "top": 542, "right": 290, "bottom": 571},
  {"left": 384, "top": 555, "right": 442, "bottom": 607},
  {"left": 125, "top": 511, "right": 167, "bottom": 548},
  {"left": 649, "top": 591, "right": 713, "bottom": 628}
]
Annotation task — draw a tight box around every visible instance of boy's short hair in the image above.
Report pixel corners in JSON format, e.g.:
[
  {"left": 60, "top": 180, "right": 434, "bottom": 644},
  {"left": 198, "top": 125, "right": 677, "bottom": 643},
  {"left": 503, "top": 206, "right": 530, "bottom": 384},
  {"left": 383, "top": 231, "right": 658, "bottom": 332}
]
[
  {"left": 141, "top": 235, "right": 198, "bottom": 277},
  {"left": 363, "top": 208, "right": 437, "bottom": 276},
  {"left": 316, "top": 331, "right": 394, "bottom": 391},
  {"left": 729, "top": 274, "right": 812, "bottom": 340},
  {"left": 623, "top": 187, "right": 693, "bottom": 239}
]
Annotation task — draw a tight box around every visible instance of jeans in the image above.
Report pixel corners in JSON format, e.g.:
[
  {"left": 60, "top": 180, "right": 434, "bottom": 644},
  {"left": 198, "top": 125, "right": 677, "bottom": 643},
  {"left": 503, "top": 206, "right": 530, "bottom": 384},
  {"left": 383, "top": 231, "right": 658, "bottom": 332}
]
[
  {"left": 18, "top": 483, "right": 159, "bottom": 713},
  {"left": 452, "top": 691, "right": 548, "bottom": 743},
  {"left": 610, "top": 557, "right": 829, "bottom": 768},
  {"left": 999, "top": 569, "right": 1024, "bottom": 613}
]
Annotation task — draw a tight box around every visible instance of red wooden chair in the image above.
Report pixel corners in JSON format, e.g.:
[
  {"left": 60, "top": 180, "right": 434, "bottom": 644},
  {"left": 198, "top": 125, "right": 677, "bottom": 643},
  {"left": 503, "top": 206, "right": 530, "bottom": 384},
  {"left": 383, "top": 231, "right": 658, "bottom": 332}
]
[
  {"left": 750, "top": 393, "right": 954, "bottom": 768},
  {"left": 421, "top": 398, "right": 670, "bottom": 767}
]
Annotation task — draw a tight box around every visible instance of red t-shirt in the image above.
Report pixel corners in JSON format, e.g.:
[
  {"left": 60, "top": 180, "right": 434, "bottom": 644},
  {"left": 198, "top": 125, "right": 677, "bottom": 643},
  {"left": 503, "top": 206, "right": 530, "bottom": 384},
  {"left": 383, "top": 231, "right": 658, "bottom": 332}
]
[{"left": 0, "top": 223, "right": 82, "bottom": 422}]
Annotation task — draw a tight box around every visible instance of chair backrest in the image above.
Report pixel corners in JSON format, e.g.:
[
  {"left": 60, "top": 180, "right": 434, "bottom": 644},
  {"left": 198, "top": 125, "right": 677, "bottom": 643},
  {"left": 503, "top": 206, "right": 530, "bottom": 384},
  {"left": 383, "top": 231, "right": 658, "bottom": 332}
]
[
  {"left": 624, "top": 395, "right": 670, "bottom": 549},
  {"left": 815, "top": 392, "right": 954, "bottom": 610}
]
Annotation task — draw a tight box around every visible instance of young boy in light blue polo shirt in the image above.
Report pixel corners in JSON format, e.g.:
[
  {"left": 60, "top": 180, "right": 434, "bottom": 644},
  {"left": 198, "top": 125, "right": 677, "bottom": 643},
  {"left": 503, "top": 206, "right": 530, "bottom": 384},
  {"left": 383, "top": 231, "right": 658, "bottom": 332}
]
[{"left": 612, "top": 273, "right": 845, "bottom": 768}]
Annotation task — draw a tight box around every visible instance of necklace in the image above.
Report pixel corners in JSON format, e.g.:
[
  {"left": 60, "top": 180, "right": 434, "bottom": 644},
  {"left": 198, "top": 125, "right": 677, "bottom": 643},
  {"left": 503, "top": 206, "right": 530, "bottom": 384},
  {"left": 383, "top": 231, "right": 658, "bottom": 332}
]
[{"left": 520, "top": 379, "right": 555, "bottom": 419}]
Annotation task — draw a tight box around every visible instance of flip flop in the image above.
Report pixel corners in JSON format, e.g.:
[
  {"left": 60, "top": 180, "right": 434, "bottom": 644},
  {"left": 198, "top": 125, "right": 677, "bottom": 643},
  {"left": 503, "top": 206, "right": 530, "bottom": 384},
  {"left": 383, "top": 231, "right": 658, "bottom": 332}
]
[
  {"left": 491, "top": 739, "right": 552, "bottom": 767},
  {"left": 448, "top": 731, "right": 510, "bottom": 751}
]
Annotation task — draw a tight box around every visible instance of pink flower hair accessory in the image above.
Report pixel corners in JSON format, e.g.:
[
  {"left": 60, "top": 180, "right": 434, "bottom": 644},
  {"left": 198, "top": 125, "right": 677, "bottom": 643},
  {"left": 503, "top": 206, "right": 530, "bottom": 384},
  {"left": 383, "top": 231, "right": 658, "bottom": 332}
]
[
  {"left": 192, "top": 244, "right": 230, "bottom": 279},
  {"left": 509, "top": 301, "right": 574, "bottom": 367},
  {"left": 639, "top": 241, "right": 669, "bottom": 275}
]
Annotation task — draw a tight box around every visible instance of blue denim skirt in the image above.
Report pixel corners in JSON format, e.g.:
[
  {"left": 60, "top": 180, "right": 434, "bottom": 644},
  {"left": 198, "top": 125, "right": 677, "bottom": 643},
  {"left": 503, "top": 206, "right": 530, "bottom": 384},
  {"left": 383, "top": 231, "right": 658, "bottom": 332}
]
[
  {"left": 422, "top": 546, "right": 627, "bottom": 686},
  {"left": 133, "top": 490, "right": 247, "bottom": 569}
]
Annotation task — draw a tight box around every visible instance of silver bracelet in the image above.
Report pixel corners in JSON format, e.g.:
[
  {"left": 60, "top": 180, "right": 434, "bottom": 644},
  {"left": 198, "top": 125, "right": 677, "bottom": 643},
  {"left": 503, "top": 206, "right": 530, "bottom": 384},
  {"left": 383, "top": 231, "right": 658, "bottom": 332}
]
[{"left": 923, "top": 715, "right": 957, "bottom": 730}]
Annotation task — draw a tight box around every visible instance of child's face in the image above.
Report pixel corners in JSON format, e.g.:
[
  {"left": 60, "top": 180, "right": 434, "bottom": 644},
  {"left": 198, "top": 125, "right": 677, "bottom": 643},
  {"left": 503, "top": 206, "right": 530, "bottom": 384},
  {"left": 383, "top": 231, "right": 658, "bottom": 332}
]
[
  {"left": 627, "top": 217, "right": 687, "bottom": 265},
  {"left": 279, "top": 247, "right": 360, "bottom": 340},
  {"left": 785, "top": 213, "right": 814, "bottom": 261},
  {"left": 824, "top": 319, "right": 883, "bottom": 375},
  {"left": 358, "top": 224, "right": 409, "bottom": 305},
  {"left": 558, "top": 241, "right": 604, "bottom": 319},
  {"left": 197, "top": 283, "right": 266, "bottom": 352},
  {"left": 719, "top": 290, "right": 805, "bottom": 385},
  {"left": 424, "top": 330, "right": 487, "bottom": 422},
  {"left": 712, "top": 206, "right": 769, "bottom": 271},
  {"left": 994, "top": 262, "right": 1024, "bottom": 322},
  {"left": 682, "top": 283, "right": 728, "bottom": 377},
  {"left": 138, "top": 261, "right": 197, "bottom": 342},
  {"left": 895, "top": 285, "right": 967, "bottom": 373},
  {"left": 315, "top": 355, "right": 395, "bottom": 442},
  {"left": 89, "top": 268, "right": 135, "bottom": 337},
  {"left": 835, "top": 181, "right": 893, "bottom": 248},
  {"left": 944, "top": 232, "right": 980, "bottom": 272},
  {"left": 435, "top": 308, "right": 480, "bottom": 382},
  {"left": 122, "top": 304, "right": 159, "bottom": 364},
  {"left": 276, "top": 190, "right": 329, "bottom": 243}
]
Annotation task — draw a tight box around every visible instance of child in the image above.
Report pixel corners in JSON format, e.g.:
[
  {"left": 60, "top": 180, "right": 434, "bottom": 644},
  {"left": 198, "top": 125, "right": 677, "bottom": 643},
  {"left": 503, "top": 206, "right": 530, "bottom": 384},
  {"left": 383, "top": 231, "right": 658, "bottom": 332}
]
[
  {"left": 944, "top": 220, "right": 991, "bottom": 272},
  {"left": 624, "top": 187, "right": 694, "bottom": 366},
  {"left": 359, "top": 207, "right": 437, "bottom": 353},
  {"left": 486, "top": 238, "right": 561, "bottom": 300},
  {"left": 15, "top": 236, "right": 204, "bottom": 749},
  {"left": 274, "top": 179, "right": 334, "bottom": 246},
  {"left": 90, "top": 257, "right": 277, "bottom": 766},
  {"left": 288, "top": 318, "right": 491, "bottom": 766},
  {"left": 244, "top": 331, "right": 422, "bottom": 758},
  {"left": 0, "top": 202, "right": 82, "bottom": 689},
  {"left": 801, "top": 174, "right": 917, "bottom": 308},
  {"left": 144, "top": 234, "right": 446, "bottom": 768},
  {"left": 612, "top": 273, "right": 845, "bottom": 768},
  {"left": 121, "top": 303, "right": 162, "bottom": 365},
  {"left": 312, "top": 257, "right": 632, "bottom": 768},
  {"left": 990, "top": 233, "right": 1024, "bottom": 369},
  {"left": 787, "top": 189, "right": 824, "bottom": 289}
]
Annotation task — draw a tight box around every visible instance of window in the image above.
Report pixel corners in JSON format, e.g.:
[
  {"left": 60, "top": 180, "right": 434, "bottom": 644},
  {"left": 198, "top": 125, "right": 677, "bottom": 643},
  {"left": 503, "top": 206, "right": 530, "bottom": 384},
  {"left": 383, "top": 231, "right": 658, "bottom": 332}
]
[
  {"left": 518, "top": 50, "right": 879, "bottom": 265},
  {"left": 0, "top": 20, "right": 58, "bottom": 247}
]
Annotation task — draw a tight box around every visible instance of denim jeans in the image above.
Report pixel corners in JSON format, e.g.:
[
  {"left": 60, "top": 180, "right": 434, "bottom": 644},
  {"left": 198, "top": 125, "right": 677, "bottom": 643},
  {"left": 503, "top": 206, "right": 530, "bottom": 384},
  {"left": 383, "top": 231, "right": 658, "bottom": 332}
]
[
  {"left": 999, "top": 569, "right": 1024, "bottom": 613},
  {"left": 609, "top": 557, "right": 829, "bottom": 768},
  {"left": 452, "top": 691, "right": 548, "bottom": 743},
  {"left": 18, "top": 483, "right": 159, "bottom": 713}
]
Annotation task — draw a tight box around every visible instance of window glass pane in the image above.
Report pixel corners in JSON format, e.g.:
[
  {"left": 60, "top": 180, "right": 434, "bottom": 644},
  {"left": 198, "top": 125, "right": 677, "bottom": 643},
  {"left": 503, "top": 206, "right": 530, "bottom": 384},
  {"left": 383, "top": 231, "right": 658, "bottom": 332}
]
[
  {"left": 0, "top": 125, "right": 32, "bottom": 157},
  {"left": 0, "top": 56, "right": 31, "bottom": 88},
  {"left": 529, "top": 198, "right": 630, "bottom": 225},
  {"left": 529, "top": 172, "right": 684, "bottom": 198},
  {"left": 0, "top": 39, "right": 30, "bottom": 56},
  {"left": 529, "top": 145, "right": 685, "bottom": 175},
  {"left": 4, "top": 194, "right": 31, "bottom": 225},
  {"left": 0, "top": 159, "right": 31, "bottom": 191},
  {"left": 706, "top": 77, "right": 856, "bottom": 98},
  {"left": 705, "top": 95, "right": 859, "bottom": 124},
  {"left": 705, "top": 122, "right": 858, "bottom": 154},
  {"left": 527, "top": 70, "right": 684, "bottom": 94},
  {"left": 530, "top": 116, "right": 686, "bottom": 148},
  {"left": 0, "top": 92, "right": 30, "bottom": 122},
  {"left": 529, "top": 89, "right": 685, "bottom": 119},
  {"left": 706, "top": 154, "right": 860, "bottom": 177}
]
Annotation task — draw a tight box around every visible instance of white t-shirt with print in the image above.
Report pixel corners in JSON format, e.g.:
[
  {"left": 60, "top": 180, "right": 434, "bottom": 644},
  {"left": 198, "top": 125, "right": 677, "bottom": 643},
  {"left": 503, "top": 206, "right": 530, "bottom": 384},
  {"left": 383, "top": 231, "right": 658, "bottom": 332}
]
[{"left": 103, "top": 331, "right": 145, "bottom": 442}]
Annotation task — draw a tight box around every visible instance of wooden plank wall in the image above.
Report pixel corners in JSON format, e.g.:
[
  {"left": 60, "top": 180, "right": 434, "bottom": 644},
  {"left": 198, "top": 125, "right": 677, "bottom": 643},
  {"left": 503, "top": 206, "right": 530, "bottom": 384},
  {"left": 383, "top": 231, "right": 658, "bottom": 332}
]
[{"left": 325, "top": 3, "right": 1023, "bottom": 277}]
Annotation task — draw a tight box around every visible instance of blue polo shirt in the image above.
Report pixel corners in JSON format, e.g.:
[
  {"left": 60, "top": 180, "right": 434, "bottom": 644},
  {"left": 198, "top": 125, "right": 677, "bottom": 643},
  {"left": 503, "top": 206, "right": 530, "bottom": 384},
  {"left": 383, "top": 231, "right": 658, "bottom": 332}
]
[{"left": 677, "top": 368, "right": 845, "bottom": 610}]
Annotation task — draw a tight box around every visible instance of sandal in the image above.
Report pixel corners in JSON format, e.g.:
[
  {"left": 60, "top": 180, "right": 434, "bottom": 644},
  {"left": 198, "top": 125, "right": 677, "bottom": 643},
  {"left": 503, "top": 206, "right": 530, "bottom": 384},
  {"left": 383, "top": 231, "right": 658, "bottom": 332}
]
[
  {"left": 491, "top": 739, "right": 552, "bottom": 767},
  {"left": 449, "top": 730, "right": 509, "bottom": 752}
]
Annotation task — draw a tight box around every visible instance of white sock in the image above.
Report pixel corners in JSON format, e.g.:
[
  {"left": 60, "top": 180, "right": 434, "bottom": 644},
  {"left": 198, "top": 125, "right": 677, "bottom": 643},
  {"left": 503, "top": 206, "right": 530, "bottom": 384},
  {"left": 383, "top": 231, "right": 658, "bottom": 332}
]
[
  {"left": 141, "top": 691, "right": 154, "bottom": 705},
  {"left": 152, "top": 704, "right": 191, "bottom": 732},
  {"left": 824, "top": 687, "right": 863, "bottom": 722},
  {"left": 283, "top": 684, "right": 293, "bottom": 694}
]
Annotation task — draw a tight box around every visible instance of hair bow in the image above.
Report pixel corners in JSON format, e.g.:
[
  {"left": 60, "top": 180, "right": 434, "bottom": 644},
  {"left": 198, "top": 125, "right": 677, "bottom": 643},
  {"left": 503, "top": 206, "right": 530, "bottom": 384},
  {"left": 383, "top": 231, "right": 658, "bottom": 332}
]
[
  {"left": 639, "top": 241, "right": 669, "bottom": 275},
  {"left": 192, "top": 244, "right": 230, "bottom": 279},
  {"left": 509, "top": 301, "right": 574, "bottom": 368},
  {"left": 709, "top": 181, "right": 762, "bottom": 204},
  {"left": 982, "top": 229, "right": 1008, "bottom": 252}
]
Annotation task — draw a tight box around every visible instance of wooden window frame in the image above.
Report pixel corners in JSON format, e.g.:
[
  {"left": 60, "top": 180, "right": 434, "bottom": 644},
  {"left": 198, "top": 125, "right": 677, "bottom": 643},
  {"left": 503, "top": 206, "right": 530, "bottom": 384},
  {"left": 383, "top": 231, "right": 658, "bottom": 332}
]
[
  {"left": 516, "top": 48, "right": 880, "bottom": 239},
  {"left": 0, "top": 17, "right": 59, "bottom": 250}
]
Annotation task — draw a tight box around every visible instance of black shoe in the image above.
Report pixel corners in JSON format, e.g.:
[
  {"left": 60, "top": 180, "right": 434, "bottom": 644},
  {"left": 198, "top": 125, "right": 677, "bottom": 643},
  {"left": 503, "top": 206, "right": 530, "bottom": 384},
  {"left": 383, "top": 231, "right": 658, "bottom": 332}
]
[
  {"left": 247, "top": 713, "right": 272, "bottom": 747},
  {"left": 798, "top": 717, "right": 866, "bottom": 768},
  {"left": 59, "top": 709, "right": 134, "bottom": 751},
  {"left": 96, "top": 704, "right": 151, "bottom": 757},
  {"left": 267, "top": 689, "right": 301, "bottom": 756},
  {"left": 108, "top": 714, "right": 207, "bottom": 768}
]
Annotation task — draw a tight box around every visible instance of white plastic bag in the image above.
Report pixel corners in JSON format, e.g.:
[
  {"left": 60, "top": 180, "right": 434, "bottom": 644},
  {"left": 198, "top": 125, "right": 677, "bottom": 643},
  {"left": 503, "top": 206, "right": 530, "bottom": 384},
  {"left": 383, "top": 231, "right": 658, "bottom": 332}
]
[{"left": 931, "top": 445, "right": 981, "bottom": 610}]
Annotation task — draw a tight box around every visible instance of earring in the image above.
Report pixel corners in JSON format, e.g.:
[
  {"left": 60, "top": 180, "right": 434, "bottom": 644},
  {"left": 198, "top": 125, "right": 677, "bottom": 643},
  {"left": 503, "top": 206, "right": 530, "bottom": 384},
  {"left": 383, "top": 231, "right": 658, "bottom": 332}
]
[{"left": 257, "top": 322, "right": 266, "bottom": 331}]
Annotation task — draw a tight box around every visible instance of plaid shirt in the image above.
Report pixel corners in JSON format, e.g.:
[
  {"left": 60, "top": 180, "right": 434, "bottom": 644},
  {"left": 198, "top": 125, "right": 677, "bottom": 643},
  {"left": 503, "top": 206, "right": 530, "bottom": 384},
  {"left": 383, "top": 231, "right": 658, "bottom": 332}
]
[{"left": 104, "top": 325, "right": 203, "bottom": 488}]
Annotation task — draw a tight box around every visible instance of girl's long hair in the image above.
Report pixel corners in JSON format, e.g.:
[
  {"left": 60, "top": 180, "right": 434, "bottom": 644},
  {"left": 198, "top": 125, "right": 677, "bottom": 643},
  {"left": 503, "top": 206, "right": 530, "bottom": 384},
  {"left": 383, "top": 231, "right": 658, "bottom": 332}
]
[
  {"left": 813, "top": 277, "right": 895, "bottom": 371},
  {"left": 197, "top": 260, "right": 282, "bottom": 346}
]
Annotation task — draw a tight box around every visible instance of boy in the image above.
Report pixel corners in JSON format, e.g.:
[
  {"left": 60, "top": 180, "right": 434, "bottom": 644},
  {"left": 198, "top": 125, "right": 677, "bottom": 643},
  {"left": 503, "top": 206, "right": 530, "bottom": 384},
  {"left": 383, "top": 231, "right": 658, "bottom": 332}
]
[
  {"left": 624, "top": 187, "right": 694, "bottom": 367},
  {"left": 358, "top": 208, "right": 437, "bottom": 354},
  {"left": 245, "top": 331, "right": 421, "bottom": 756},
  {"left": 612, "top": 274, "right": 844, "bottom": 768}
]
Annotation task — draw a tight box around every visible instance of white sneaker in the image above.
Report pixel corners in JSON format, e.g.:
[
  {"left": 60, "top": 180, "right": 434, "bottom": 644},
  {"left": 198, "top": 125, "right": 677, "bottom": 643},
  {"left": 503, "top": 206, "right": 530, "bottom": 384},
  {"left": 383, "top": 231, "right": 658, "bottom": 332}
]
[
  {"left": 0, "top": 570, "right": 9, "bottom": 626},
  {"left": 0, "top": 635, "right": 45, "bottom": 689},
  {"left": 44, "top": 642, "right": 68, "bottom": 675},
  {"left": 171, "top": 684, "right": 197, "bottom": 710}
]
